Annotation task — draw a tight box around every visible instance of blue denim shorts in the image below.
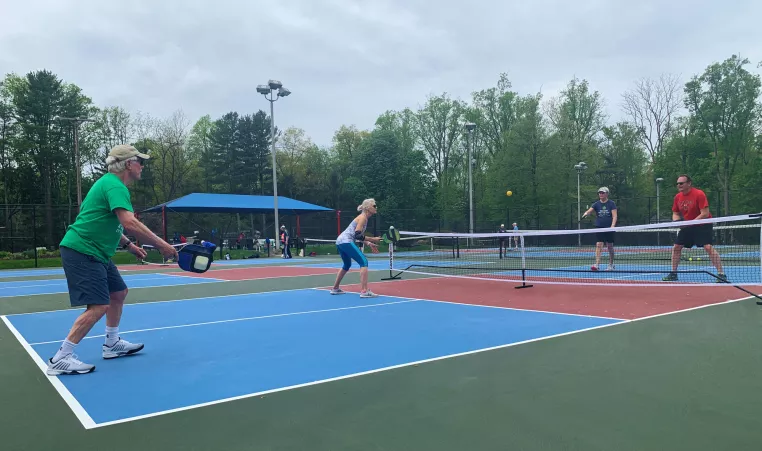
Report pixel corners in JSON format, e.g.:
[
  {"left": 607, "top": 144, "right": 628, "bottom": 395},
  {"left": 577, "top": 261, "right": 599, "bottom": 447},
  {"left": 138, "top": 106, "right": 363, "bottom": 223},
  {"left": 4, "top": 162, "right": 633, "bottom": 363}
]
[{"left": 60, "top": 246, "right": 127, "bottom": 307}]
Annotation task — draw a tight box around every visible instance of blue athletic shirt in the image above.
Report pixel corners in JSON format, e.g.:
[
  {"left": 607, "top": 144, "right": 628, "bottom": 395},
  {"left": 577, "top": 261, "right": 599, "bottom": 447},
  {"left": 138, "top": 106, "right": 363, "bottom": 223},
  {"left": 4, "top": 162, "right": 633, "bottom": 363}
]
[{"left": 592, "top": 200, "right": 617, "bottom": 228}]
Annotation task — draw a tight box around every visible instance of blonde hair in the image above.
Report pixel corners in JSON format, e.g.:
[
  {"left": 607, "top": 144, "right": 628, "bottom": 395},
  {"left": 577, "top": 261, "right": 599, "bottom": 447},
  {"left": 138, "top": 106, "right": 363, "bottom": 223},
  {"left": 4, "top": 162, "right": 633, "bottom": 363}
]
[
  {"left": 357, "top": 198, "right": 376, "bottom": 212},
  {"left": 106, "top": 155, "right": 137, "bottom": 173}
]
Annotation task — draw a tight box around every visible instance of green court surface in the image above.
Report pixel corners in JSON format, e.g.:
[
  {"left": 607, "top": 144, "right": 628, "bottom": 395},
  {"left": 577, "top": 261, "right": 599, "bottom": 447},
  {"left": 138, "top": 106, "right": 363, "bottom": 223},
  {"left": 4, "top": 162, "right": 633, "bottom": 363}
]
[{"left": 1, "top": 257, "right": 762, "bottom": 451}]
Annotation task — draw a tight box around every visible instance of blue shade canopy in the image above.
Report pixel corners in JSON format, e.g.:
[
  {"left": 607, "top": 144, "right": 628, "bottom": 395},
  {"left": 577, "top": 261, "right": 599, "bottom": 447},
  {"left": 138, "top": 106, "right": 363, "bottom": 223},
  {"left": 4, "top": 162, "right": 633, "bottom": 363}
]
[{"left": 141, "top": 193, "right": 333, "bottom": 215}]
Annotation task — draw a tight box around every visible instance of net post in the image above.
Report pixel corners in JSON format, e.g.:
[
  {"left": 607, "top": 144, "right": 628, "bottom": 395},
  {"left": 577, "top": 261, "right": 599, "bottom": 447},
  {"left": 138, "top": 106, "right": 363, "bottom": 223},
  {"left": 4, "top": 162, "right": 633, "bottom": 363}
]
[
  {"left": 382, "top": 227, "right": 402, "bottom": 281},
  {"left": 514, "top": 233, "right": 533, "bottom": 289}
]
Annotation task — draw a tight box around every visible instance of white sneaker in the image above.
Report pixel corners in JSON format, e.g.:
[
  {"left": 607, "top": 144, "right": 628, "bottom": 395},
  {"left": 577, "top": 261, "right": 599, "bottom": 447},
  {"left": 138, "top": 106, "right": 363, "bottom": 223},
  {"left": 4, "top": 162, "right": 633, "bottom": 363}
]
[
  {"left": 46, "top": 354, "right": 95, "bottom": 376},
  {"left": 102, "top": 337, "right": 144, "bottom": 359},
  {"left": 360, "top": 290, "right": 379, "bottom": 298},
  {"left": 330, "top": 288, "right": 345, "bottom": 295}
]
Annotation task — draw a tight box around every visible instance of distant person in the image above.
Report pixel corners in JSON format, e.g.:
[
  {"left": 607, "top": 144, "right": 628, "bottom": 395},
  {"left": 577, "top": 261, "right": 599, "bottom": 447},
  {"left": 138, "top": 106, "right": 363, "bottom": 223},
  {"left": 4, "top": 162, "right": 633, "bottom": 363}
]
[
  {"left": 280, "top": 225, "right": 292, "bottom": 258},
  {"left": 331, "top": 198, "right": 381, "bottom": 297},
  {"left": 582, "top": 187, "right": 617, "bottom": 271},
  {"left": 46, "top": 145, "right": 178, "bottom": 376},
  {"left": 498, "top": 223, "right": 507, "bottom": 258},
  {"left": 663, "top": 175, "right": 726, "bottom": 282},
  {"left": 512, "top": 222, "right": 520, "bottom": 250}
]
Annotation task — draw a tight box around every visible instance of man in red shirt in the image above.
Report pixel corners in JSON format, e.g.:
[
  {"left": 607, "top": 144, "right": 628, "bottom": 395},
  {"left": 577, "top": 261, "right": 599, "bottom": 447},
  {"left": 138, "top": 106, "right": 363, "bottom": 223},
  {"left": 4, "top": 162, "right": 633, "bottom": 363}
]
[{"left": 663, "top": 174, "right": 726, "bottom": 282}]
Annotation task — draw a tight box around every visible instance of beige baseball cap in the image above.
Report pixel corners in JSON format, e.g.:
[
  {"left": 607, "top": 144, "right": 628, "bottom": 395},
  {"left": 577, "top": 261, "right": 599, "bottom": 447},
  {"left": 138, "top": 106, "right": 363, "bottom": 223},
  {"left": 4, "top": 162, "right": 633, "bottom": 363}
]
[{"left": 108, "top": 144, "right": 150, "bottom": 162}]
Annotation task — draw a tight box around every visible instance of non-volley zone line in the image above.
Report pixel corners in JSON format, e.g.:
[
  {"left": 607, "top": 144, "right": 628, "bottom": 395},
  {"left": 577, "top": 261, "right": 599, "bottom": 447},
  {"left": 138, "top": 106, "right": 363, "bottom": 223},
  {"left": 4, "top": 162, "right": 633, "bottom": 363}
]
[{"left": 3, "top": 287, "right": 623, "bottom": 428}]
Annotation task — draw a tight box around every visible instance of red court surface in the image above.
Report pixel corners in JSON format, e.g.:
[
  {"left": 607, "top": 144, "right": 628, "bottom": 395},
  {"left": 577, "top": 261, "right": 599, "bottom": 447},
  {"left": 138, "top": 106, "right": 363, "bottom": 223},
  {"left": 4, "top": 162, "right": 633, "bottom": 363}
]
[
  {"left": 184, "top": 266, "right": 341, "bottom": 281},
  {"left": 329, "top": 277, "right": 758, "bottom": 319}
]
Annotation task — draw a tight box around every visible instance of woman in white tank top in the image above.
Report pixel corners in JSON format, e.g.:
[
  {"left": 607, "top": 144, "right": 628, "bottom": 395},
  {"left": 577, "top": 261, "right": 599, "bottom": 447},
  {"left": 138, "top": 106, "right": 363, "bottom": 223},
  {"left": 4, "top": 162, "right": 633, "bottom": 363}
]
[{"left": 331, "top": 198, "right": 381, "bottom": 297}]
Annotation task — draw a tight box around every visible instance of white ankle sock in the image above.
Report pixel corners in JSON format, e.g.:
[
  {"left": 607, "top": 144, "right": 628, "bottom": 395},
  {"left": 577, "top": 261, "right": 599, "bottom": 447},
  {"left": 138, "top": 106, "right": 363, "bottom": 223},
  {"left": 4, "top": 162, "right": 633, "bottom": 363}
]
[
  {"left": 105, "top": 327, "right": 119, "bottom": 347},
  {"left": 53, "top": 339, "right": 76, "bottom": 362}
]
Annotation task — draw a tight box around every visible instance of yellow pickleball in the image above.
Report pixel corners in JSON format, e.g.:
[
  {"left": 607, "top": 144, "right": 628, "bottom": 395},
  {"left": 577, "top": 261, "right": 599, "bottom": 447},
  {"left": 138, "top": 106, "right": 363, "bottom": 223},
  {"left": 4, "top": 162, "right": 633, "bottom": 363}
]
[{"left": 506, "top": 190, "right": 513, "bottom": 197}]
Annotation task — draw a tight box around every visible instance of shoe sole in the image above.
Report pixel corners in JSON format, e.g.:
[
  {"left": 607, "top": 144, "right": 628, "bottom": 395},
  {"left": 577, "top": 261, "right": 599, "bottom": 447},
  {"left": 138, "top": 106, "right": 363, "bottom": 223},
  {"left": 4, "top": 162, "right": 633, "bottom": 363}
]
[
  {"left": 46, "top": 366, "right": 95, "bottom": 376},
  {"left": 103, "top": 343, "right": 144, "bottom": 360}
]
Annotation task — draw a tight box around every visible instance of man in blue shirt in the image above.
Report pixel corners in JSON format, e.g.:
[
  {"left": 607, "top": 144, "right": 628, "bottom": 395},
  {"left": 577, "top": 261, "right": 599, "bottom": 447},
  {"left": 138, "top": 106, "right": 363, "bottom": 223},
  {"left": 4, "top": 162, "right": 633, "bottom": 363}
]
[{"left": 581, "top": 187, "right": 618, "bottom": 271}]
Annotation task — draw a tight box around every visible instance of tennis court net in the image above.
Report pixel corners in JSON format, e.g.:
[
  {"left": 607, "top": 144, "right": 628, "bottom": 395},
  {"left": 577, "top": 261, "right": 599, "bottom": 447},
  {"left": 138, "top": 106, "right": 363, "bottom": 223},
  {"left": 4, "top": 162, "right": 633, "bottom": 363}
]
[{"left": 386, "top": 214, "right": 762, "bottom": 288}]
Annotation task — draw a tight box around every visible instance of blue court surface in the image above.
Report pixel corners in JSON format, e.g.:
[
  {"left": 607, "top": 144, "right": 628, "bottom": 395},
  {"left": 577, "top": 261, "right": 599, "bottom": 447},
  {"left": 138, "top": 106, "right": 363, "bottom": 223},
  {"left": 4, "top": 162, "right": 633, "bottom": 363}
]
[
  {"left": 0, "top": 268, "right": 67, "bottom": 278},
  {"left": 0, "top": 273, "right": 222, "bottom": 298},
  {"left": 3, "top": 288, "right": 621, "bottom": 427}
]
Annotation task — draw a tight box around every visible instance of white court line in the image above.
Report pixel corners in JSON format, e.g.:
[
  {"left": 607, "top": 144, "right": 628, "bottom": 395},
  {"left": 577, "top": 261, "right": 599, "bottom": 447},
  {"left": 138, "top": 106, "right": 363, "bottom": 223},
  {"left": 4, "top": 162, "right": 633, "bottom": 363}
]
[
  {"left": 0, "top": 276, "right": 223, "bottom": 299},
  {"left": 0, "top": 275, "right": 176, "bottom": 290},
  {"left": 89, "top": 291, "right": 756, "bottom": 429},
  {"left": 27, "top": 299, "right": 419, "bottom": 346},
  {"left": 0, "top": 315, "right": 97, "bottom": 429},
  {"left": 310, "top": 287, "right": 623, "bottom": 321},
  {"left": 4, "top": 286, "right": 322, "bottom": 317},
  {"left": 146, "top": 260, "right": 350, "bottom": 276},
  {"left": 166, "top": 268, "right": 385, "bottom": 285}
]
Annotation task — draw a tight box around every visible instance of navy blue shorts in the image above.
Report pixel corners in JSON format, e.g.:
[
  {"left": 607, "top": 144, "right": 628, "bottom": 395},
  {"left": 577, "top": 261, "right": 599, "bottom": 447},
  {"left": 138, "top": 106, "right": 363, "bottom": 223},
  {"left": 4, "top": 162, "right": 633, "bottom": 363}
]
[{"left": 60, "top": 246, "right": 127, "bottom": 307}]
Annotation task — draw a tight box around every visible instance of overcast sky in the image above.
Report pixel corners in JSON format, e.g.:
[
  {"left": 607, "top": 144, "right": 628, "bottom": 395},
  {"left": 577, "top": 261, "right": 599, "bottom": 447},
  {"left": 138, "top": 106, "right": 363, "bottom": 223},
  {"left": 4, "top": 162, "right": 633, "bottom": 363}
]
[{"left": 1, "top": 0, "right": 760, "bottom": 147}]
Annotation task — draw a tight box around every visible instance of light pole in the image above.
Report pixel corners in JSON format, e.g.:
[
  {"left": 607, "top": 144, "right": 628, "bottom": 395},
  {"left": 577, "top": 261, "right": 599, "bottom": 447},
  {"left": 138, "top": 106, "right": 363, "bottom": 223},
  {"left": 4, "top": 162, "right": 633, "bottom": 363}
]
[
  {"left": 257, "top": 80, "right": 291, "bottom": 244},
  {"left": 465, "top": 123, "right": 476, "bottom": 236},
  {"left": 574, "top": 162, "right": 588, "bottom": 246},
  {"left": 655, "top": 177, "right": 664, "bottom": 223},
  {"left": 54, "top": 116, "right": 93, "bottom": 211}
]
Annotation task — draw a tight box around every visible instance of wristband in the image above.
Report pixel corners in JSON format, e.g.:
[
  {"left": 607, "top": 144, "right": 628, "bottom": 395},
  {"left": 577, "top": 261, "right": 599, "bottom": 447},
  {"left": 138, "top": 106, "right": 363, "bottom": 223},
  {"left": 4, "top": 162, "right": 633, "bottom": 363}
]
[{"left": 122, "top": 241, "right": 132, "bottom": 250}]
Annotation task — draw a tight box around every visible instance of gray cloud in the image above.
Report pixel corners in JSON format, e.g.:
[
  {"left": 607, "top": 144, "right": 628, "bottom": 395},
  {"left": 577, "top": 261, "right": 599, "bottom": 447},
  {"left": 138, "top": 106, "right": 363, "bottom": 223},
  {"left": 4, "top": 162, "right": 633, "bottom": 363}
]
[{"left": 1, "top": 0, "right": 760, "bottom": 146}]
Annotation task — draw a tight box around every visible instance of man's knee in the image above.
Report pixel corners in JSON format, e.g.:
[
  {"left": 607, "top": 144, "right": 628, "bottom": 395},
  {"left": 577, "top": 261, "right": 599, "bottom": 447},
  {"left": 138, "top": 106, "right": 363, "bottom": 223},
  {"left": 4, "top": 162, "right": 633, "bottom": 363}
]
[
  {"left": 110, "top": 288, "right": 128, "bottom": 304},
  {"left": 85, "top": 304, "right": 109, "bottom": 318}
]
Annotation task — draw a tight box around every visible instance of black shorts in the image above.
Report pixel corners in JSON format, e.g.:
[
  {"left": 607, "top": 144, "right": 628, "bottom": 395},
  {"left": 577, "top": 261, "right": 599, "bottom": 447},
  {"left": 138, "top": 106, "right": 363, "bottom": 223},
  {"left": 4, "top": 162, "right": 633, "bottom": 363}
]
[
  {"left": 60, "top": 246, "right": 127, "bottom": 307},
  {"left": 675, "top": 223, "right": 713, "bottom": 248},
  {"left": 595, "top": 230, "right": 615, "bottom": 244}
]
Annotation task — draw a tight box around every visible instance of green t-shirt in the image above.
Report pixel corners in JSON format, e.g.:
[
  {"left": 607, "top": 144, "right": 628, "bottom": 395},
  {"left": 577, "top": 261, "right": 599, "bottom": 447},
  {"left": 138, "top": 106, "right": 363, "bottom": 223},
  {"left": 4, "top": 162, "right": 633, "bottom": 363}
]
[{"left": 60, "top": 173, "right": 134, "bottom": 263}]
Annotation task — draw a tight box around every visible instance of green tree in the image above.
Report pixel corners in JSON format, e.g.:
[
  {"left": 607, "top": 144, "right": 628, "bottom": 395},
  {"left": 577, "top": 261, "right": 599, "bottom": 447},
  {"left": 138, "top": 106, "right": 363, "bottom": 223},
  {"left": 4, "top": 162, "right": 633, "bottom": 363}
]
[
  {"left": 186, "top": 115, "right": 215, "bottom": 192},
  {"left": 9, "top": 70, "right": 93, "bottom": 244},
  {"left": 684, "top": 55, "right": 762, "bottom": 215}
]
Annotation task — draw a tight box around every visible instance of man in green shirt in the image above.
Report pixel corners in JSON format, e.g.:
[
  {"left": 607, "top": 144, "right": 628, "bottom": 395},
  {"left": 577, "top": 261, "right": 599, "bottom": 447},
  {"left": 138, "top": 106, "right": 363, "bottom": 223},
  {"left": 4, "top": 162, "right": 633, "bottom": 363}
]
[{"left": 47, "top": 144, "right": 179, "bottom": 376}]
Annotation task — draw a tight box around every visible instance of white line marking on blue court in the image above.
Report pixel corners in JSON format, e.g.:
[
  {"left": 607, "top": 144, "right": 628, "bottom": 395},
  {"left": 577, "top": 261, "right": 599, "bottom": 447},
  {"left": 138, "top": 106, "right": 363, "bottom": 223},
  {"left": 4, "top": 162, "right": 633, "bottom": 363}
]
[
  {"left": 0, "top": 274, "right": 226, "bottom": 298},
  {"left": 26, "top": 299, "right": 420, "bottom": 346},
  {"left": 4, "top": 286, "right": 329, "bottom": 317},
  {"left": 310, "top": 287, "right": 624, "bottom": 321}
]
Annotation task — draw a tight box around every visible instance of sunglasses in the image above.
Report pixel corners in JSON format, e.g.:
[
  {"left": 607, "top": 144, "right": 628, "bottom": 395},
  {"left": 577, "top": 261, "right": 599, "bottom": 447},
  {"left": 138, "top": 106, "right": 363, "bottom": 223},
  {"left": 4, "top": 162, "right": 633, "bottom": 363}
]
[
  {"left": 676, "top": 182, "right": 686, "bottom": 185},
  {"left": 598, "top": 191, "right": 606, "bottom": 194},
  {"left": 130, "top": 157, "right": 146, "bottom": 167}
]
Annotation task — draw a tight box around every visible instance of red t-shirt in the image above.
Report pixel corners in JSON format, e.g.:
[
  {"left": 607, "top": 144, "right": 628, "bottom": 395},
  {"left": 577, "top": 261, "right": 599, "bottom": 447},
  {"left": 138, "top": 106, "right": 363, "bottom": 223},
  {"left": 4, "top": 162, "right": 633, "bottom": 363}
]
[{"left": 672, "top": 188, "right": 711, "bottom": 221}]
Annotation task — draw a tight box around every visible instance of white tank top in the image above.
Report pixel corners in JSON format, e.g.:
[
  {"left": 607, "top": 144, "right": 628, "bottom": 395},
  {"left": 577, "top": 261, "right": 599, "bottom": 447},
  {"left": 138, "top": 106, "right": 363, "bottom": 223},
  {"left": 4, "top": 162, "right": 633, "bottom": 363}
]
[{"left": 336, "top": 216, "right": 367, "bottom": 245}]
